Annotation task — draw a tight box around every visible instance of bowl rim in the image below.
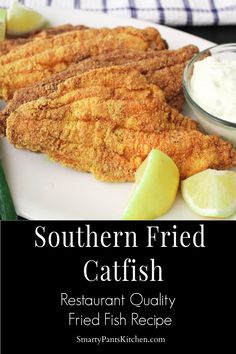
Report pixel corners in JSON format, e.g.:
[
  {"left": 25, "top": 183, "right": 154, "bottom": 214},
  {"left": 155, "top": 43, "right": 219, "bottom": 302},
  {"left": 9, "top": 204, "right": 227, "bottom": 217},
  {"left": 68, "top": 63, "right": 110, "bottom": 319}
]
[{"left": 183, "top": 42, "right": 236, "bottom": 129}]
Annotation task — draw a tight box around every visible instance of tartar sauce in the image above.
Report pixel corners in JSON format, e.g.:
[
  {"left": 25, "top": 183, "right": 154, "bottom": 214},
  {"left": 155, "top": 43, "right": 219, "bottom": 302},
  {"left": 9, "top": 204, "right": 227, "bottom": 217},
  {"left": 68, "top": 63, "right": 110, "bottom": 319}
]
[{"left": 190, "top": 56, "right": 236, "bottom": 124}]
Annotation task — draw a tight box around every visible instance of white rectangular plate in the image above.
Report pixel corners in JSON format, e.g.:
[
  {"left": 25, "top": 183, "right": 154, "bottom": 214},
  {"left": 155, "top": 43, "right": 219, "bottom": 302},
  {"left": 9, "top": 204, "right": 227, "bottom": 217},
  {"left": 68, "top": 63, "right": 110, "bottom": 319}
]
[{"left": 1, "top": 6, "right": 235, "bottom": 220}]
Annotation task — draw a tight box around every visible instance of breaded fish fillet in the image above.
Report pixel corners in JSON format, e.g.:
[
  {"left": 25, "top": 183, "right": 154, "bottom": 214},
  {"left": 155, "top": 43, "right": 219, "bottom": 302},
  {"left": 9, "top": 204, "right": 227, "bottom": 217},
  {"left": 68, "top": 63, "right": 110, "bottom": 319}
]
[
  {"left": 7, "top": 66, "right": 236, "bottom": 181},
  {"left": 0, "top": 26, "right": 167, "bottom": 100},
  {"left": 0, "top": 24, "right": 87, "bottom": 56},
  {"left": 0, "top": 45, "right": 198, "bottom": 136}
]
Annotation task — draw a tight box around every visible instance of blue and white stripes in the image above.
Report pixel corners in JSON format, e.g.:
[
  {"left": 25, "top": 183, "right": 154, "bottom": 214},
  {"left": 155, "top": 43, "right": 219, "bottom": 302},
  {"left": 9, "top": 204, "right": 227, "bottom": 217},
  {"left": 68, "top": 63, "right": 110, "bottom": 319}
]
[{"left": 0, "top": 0, "right": 236, "bottom": 26}]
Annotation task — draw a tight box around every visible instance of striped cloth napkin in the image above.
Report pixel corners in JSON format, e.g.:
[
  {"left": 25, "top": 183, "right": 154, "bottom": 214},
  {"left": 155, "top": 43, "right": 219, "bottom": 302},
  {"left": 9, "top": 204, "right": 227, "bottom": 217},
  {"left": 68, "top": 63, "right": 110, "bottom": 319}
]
[{"left": 0, "top": 0, "right": 236, "bottom": 26}]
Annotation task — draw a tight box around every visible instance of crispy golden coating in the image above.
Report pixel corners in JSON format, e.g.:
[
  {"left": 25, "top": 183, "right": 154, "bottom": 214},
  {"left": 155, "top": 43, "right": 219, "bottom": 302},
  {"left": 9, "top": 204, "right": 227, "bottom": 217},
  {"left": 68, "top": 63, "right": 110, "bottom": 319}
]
[
  {"left": 6, "top": 65, "right": 197, "bottom": 134},
  {"left": 0, "top": 26, "right": 167, "bottom": 100},
  {"left": 7, "top": 66, "right": 236, "bottom": 182},
  {"left": 0, "top": 45, "right": 198, "bottom": 136},
  {"left": 0, "top": 24, "right": 87, "bottom": 56},
  {"left": 49, "top": 127, "right": 236, "bottom": 181}
]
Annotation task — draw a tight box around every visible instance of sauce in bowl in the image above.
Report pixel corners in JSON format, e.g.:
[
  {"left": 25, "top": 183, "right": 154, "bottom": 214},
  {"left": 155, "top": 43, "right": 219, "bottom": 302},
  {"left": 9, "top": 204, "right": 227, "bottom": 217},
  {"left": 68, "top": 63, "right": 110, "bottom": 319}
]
[{"left": 190, "top": 56, "right": 236, "bottom": 124}]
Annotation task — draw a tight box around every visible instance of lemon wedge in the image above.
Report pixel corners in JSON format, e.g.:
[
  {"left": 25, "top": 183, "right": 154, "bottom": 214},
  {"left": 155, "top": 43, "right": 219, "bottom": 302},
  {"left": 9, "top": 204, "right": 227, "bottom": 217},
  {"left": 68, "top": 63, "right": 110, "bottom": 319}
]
[
  {"left": 122, "top": 149, "right": 180, "bottom": 220},
  {"left": 181, "top": 169, "right": 236, "bottom": 218},
  {"left": 0, "top": 8, "right": 7, "bottom": 41},
  {"left": 7, "top": 0, "right": 46, "bottom": 36}
]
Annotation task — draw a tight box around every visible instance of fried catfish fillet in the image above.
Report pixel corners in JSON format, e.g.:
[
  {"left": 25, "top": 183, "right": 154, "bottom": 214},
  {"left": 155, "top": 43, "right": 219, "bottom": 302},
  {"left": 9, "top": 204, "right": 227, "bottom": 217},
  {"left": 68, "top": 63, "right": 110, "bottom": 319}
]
[
  {"left": 0, "top": 45, "right": 198, "bottom": 136},
  {"left": 7, "top": 66, "right": 236, "bottom": 181},
  {"left": 0, "top": 24, "right": 88, "bottom": 56},
  {"left": 0, "top": 26, "right": 167, "bottom": 100}
]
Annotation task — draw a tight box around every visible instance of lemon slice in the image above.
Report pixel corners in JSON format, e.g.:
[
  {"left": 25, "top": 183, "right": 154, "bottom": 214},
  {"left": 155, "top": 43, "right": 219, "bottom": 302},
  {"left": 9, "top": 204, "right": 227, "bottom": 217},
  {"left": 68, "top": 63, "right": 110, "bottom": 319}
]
[
  {"left": 122, "top": 149, "right": 180, "bottom": 220},
  {"left": 0, "top": 8, "right": 7, "bottom": 41},
  {"left": 7, "top": 0, "right": 46, "bottom": 36},
  {"left": 181, "top": 169, "right": 236, "bottom": 218}
]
